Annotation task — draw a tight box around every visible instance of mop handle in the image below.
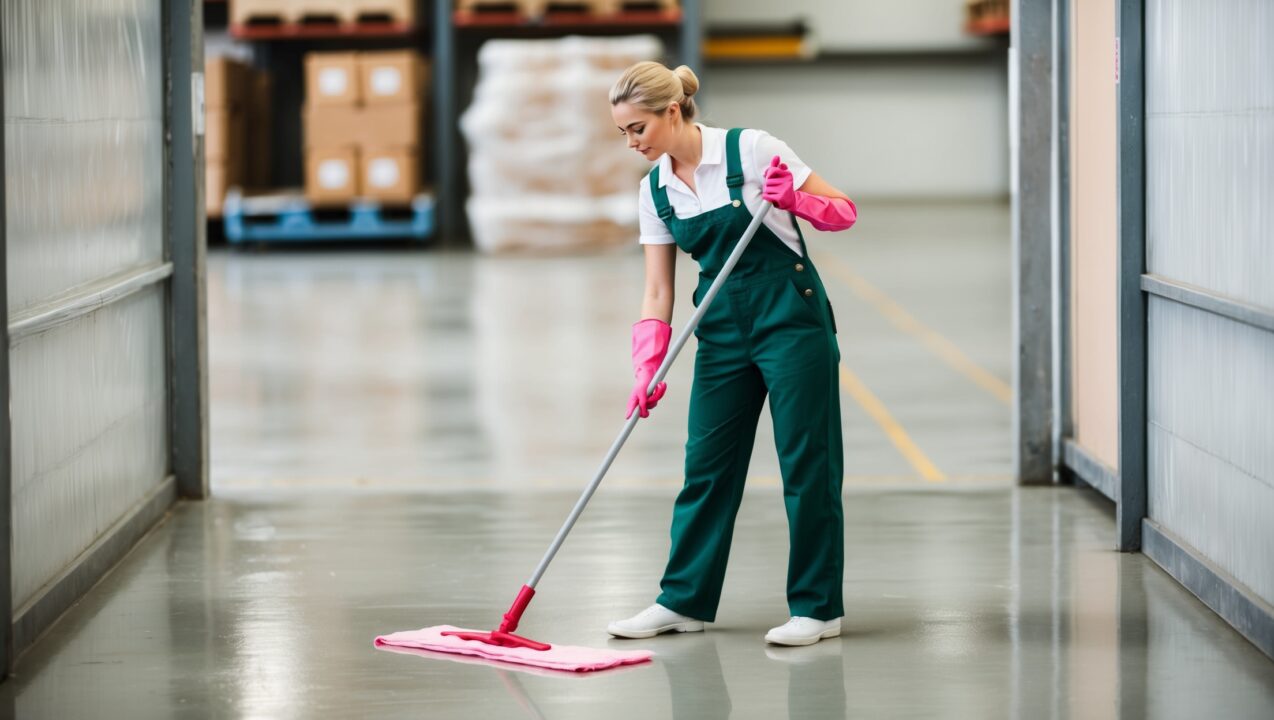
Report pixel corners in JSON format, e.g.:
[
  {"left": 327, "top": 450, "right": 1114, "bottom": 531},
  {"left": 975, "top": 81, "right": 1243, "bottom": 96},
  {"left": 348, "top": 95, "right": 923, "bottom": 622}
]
[{"left": 526, "top": 203, "right": 773, "bottom": 589}]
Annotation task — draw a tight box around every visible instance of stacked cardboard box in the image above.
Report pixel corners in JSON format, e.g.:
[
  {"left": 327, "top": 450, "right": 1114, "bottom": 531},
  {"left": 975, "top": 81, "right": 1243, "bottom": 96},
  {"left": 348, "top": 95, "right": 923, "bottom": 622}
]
[
  {"left": 459, "top": 35, "right": 660, "bottom": 253},
  {"left": 303, "top": 50, "right": 428, "bottom": 205},
  {"left": 206, "top": 56, "right": 272, "bottom": 217}
]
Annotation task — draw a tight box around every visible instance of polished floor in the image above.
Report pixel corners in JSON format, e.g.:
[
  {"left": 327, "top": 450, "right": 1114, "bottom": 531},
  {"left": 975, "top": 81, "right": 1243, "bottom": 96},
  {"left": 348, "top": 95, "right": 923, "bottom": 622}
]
[
  {"left": 4, "top": 488, "right": 1274, "bottom": 718},
  {"left": 5, "top": 201, "right": 1273, "bottom": 718},
  {"left": 208, "top": 201, "right": 1014, "bottom": 490}
]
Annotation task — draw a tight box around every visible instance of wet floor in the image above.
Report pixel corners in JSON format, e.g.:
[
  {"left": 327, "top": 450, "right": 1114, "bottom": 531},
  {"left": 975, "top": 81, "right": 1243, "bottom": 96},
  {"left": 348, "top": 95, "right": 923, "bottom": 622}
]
[
  {"left": 6, "top": 201, "right": 1272, "bottom": 716},
  {"left": 207, "top": 201, "right": 1013, "bottom": 491},
  {"left": 3, "top": 487, "right": 1273, "bottom": 718}
]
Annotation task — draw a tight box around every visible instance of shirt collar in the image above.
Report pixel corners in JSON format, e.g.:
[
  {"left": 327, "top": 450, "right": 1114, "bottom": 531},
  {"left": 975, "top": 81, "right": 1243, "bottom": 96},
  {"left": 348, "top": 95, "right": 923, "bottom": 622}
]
[{"left": 657, "top": 123, "right": 723, "bottom": 188}]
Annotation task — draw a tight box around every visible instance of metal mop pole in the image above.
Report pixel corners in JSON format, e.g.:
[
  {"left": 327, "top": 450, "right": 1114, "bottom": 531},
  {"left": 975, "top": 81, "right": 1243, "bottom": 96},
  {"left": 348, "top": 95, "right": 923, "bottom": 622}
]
[
  {"left": 454, "top": 205, "right": 774, "bottom": 650},
  {"left": 526, "top": 203, "right": 773, "bottom": 591}
]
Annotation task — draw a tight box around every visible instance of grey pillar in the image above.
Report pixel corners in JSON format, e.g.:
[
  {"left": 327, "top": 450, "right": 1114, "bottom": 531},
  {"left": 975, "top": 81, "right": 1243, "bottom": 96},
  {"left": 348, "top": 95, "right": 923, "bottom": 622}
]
[
  {"left": 1115, "top": 0, "right": 1146, "bottom": 551},
  {"left": 166, "top": 0, "right": 209, "bottom": 499},
  {"left": 1011, "top": 0, "right": 1055, "bottom": 485},
  {"left": 679, "top": 0, "right": 703, "bottom": 73},
  {"left": 433, "top": 0, "right": 457, "bottom": 245}
]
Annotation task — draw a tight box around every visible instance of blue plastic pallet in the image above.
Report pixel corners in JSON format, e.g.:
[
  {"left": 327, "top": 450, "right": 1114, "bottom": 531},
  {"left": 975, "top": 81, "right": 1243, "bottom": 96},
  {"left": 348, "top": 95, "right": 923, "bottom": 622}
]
[{"left": 222, "top": 190, "right": 434, "bottom": 244}]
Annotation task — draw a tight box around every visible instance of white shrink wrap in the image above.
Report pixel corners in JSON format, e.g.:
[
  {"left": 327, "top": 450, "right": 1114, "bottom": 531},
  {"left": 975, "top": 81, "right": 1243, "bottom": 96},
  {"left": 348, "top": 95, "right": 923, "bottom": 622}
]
[{"left": 461, "top": 35, "right": 662, "bottom": 253}]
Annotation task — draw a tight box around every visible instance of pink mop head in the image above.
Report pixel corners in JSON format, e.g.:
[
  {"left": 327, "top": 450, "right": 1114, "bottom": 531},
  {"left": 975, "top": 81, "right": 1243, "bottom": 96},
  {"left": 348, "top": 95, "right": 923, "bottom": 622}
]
[{"left": 374, "top": 625, "right": 653, "bottom": 673}]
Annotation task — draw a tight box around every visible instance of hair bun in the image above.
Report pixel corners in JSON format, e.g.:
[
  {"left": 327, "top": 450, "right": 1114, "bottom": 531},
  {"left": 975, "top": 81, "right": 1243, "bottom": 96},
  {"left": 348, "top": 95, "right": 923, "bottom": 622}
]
[{"left": 673, "top": 65, "right": 700, "bottom": 98}]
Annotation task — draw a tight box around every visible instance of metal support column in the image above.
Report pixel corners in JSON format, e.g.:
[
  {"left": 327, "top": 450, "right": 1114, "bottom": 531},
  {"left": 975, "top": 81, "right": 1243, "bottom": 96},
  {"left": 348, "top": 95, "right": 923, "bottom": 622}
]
[
  {"left": 1011, "top": 0, "right": 1055, "bottom": 485},
  {"left": 433, "top": 0, "right": 457, "bottom": 245},
  {"left": 1055, "top": 0, "right": 1073, "bottom": 467},
  {"left": 679, "top": 0, "right": 702, "bottom": 72},
  {"left": 1115, "top": 0, "right": 1146, "bottom": 551},
  {"left": 166, "top": 0, "right": 209, "bottom": 499},
  {"left": 0, "top": 3, "right": 12, "bottom": 679}
]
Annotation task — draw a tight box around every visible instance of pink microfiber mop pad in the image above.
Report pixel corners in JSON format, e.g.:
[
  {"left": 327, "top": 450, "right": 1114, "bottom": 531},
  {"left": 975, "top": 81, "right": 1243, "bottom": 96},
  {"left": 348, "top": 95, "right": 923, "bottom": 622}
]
[{"left": 374, "top": 625, "right": 654, "bottom": 673}]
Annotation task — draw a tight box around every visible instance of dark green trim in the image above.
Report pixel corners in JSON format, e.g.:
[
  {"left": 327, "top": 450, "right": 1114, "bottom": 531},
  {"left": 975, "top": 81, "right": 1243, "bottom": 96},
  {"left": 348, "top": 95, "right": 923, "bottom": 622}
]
[
  {"left": 650, "top": 168, "right": 674, "bottom": 222},
  {"left": 724, "top": 127, "right": 744, "bottom": 202}
]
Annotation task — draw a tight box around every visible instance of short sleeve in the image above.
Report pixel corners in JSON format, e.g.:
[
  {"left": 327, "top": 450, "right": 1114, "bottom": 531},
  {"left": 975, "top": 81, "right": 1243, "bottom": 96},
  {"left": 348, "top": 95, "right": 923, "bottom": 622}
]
[
  {"left": 751, "top": 130, "right": 813, "bottom": 191},
  {"left": 638, "top": 176, "right": 675, "bottom": 245}
]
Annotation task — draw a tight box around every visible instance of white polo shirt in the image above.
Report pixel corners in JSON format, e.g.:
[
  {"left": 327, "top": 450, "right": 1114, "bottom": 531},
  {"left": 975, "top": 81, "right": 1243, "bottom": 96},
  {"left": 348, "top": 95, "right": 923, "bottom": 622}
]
[{"left": 638, "top": 124, "right": 813, "bottom": 258}]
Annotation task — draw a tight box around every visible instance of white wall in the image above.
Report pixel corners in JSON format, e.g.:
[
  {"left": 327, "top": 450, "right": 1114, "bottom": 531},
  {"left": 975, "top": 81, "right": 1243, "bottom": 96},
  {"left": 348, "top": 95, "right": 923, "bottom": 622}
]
[
  {"left": 705, "top": 0, "right": 998, "bottom": 52},
  {"left": 701, "top": 0, "right": 1010, "bottom": 200}
]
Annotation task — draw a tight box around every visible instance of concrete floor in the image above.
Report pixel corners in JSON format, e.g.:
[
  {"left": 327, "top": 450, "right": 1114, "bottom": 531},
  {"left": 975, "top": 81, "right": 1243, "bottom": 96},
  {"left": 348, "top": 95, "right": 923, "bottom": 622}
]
[
  {"left": 5, "top": 201, "right": 1273, "bottom": 717},
  {"left": 207, "top": 201, "right": 1013, "bottom": 490},
  {"left": 4, "top": 488, "right": 1274, "bottom": 718}
]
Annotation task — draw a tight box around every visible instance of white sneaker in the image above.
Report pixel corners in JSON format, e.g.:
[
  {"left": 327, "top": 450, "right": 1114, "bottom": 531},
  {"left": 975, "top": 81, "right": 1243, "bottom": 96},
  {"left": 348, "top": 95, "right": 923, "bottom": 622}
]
[
  {"left": 607, "top": 604, "right": 705, "bottom": 639},
  {"left": 764, "top": 616, "right": 842, "bottom": 646}
]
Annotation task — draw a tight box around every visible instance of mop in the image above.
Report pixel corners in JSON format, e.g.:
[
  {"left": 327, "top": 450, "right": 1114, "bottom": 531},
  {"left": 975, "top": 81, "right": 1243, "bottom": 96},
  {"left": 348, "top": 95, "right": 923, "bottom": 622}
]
[{"left": 375, "top": 204, "right": 774, "bottom": 672}]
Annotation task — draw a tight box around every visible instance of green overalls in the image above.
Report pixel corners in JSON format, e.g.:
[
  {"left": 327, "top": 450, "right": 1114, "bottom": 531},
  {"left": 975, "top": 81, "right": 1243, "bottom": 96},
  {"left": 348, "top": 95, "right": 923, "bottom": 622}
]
[{"left": 653, "top": 128, "right": 845, "bottom": 623}]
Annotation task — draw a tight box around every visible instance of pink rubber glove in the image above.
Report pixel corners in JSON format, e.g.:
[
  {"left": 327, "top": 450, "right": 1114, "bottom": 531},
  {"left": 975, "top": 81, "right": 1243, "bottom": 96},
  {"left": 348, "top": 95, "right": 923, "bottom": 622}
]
[
  {"left": 762, "top": 156, "right": 858, "bottom": 232},
  {"left": 627, "top": 318, "right": 671, "bottom": 419}
]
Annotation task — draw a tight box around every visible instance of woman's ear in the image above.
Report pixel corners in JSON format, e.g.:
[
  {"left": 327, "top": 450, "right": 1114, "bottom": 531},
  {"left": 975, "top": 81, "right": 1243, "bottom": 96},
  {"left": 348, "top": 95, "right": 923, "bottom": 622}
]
[{"left": 667, "top": 102, "right": 680, "bottom": 121}]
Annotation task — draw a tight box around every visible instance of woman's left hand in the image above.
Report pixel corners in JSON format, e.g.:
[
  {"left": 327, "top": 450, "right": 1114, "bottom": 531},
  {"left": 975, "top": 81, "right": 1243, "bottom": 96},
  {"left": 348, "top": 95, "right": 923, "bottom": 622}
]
[{"left": 762, "top": 155, "right": 797, "bottom": 209}]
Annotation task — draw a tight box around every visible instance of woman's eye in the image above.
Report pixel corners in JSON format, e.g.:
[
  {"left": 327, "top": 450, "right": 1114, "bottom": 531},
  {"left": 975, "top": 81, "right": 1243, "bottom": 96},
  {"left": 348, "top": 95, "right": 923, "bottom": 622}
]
[{"left": 635, "top": 127, "right": 645, "bottom": 135}]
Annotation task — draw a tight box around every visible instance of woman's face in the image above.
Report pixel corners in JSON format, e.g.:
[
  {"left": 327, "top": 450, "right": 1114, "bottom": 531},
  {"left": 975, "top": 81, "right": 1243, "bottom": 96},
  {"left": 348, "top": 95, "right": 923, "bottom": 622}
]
[{"left": 612, "top": 101, "right": 678, "bottom": 161}]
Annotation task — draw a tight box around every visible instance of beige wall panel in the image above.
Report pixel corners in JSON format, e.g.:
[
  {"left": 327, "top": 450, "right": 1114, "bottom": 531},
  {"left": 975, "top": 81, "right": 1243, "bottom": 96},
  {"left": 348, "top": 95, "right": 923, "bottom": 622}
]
[{"left": 1069, "top": 0, "right": 1120, "bottom": 471}]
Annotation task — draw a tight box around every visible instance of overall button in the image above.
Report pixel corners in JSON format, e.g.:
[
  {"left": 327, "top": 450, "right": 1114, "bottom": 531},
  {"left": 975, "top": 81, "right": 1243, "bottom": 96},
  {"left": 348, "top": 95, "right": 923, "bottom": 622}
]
[
  {"left": 731, "top": 199, "right": 741, "bottom": 207},
  {"left": 795, "top": 263, "right": 805, "bottom": 272},
  {"left": 803, "top": 289, "right": 814, "bottom": 297}
]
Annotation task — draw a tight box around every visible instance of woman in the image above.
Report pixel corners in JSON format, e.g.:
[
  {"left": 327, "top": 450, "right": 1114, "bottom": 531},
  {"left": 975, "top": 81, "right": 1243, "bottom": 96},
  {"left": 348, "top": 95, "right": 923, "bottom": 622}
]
[{"left": 605, "top": 62, "right": 858, "bottom": 647}]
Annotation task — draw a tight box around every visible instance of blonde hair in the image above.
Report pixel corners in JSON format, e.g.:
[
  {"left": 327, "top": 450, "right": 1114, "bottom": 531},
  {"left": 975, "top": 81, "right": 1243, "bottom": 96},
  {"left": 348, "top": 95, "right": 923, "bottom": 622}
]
[{"left": 609, "top": 61, "right": 699, "bottom": 122}]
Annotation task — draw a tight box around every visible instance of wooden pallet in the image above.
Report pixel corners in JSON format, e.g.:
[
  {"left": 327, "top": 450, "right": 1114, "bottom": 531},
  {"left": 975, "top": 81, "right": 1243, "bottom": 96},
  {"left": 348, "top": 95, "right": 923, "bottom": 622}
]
[
  {"left": 231, "top": 0, "right": 414, "bottom": 27},
  {"left": 454, "top": 0, "right": 676, "bottom": 19}
]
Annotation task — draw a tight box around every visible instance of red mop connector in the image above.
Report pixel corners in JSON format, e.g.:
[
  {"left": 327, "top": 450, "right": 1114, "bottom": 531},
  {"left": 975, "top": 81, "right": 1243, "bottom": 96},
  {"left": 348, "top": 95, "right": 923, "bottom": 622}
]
[
  {"left": 498, "top": 584, "right": 536, "bottom": 634},
  {"left": 441, "top": 584, "right": 552, "bottom": 651}
]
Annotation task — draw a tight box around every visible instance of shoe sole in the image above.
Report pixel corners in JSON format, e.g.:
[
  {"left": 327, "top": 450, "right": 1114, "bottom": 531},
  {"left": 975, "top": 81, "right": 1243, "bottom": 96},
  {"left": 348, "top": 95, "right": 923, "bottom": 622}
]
[
  {"left": 606, "top": 621, "right": 704, "bottom": 639},
  {"left": 764, "top": 626, "right": 841, "bottom": 647}
]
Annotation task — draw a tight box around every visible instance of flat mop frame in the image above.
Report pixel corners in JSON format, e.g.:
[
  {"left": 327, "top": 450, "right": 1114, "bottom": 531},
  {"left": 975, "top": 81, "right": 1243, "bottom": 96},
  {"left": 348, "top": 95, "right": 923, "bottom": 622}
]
[{"left": 444, "top": 203, "right": 774, "bottom": 651}]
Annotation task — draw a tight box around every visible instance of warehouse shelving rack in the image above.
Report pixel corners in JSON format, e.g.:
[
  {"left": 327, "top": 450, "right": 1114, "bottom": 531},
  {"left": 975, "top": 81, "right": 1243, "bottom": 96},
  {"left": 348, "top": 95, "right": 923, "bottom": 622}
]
[{"left": 207, "top": 0, "right": 701, "bottom": 245}]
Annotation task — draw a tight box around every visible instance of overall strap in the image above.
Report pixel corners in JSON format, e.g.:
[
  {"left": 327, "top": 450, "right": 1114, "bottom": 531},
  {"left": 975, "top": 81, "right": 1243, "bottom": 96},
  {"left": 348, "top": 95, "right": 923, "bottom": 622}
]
[
  {"left": 725, "top": 127, "right": 745, "bottom": 203},
  {"left": 648, "top": 167, "right": 675, "bottom": 222}
]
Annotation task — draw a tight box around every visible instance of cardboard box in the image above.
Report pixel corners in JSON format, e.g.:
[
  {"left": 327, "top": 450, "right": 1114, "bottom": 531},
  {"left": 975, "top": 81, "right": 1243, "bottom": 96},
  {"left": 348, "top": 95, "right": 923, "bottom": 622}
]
[
  {"left": 361, "top": 102, "right": 421, "bottom": 147},
  {"left": 207, "top": 162, "right": 227, "bottom": 218},
  {"left": 306, "top": 52, "right": 360, "bottom": 106},
  {"left": 361, "top": 147, "right": 419, "bottom": 204},
  {"left": 205, "top": 55, "right": 250, "bottom": 109},
  {"left": 304, "top": 102, "right": 421, "bottom": 149},
  {"left": 305, "top": 147, "right": 359, "bottom": 204},
  {"left": 358, "top": 51, "right": 429, "bottom": 105},
  {"left": 205, "top": 106, "right": 248, "bottom": 163},
  {"left": 206, "top": 157, "right": 245, "bottom": 218}
]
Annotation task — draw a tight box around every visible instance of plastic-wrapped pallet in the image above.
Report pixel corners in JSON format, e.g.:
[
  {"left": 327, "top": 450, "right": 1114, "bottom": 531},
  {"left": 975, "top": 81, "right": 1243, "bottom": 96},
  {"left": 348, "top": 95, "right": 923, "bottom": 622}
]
[{"left": 460, "top": 35, "right": 662, "bottom": 254}]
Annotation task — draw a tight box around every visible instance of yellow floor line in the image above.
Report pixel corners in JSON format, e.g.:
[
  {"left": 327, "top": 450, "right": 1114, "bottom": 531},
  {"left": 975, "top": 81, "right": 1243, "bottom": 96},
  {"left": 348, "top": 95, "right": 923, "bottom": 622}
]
[
  {"left": 818, "top": 254, "right": 1013, "bottom": 405},
  {"left": 838, "top": 364, "right": 947, "bottom": 483}
]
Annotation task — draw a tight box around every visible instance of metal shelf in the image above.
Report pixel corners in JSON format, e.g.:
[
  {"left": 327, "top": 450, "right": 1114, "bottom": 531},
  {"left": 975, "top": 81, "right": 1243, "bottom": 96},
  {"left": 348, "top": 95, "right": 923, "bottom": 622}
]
[
  {"left": 965, "top": 17, "right": 1010, "bottom": 36},
  {"left": 452, "top": 9, "right": 681, "bottom": 30}
]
